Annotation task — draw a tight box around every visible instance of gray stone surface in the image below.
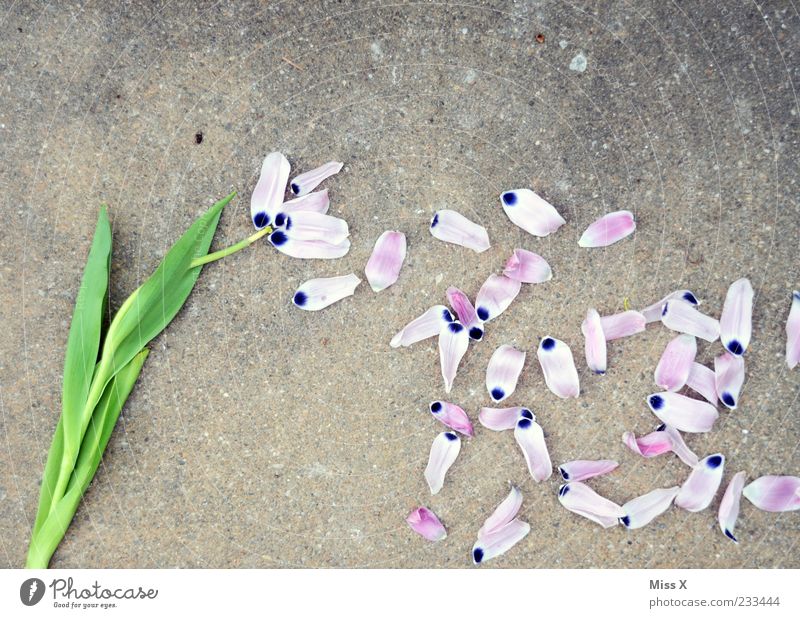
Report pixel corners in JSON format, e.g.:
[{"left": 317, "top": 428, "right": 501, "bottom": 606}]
[{"left": 0, "top": 0, "right": 798, "bottom": 568}]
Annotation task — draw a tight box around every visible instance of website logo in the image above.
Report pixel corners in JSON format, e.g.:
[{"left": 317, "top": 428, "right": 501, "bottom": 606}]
[{"left": 20, "top": 578, "right": 45, "bottom": 606}]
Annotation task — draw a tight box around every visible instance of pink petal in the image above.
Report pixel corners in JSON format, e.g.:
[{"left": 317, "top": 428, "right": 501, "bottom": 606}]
[
  {"left": 622, "top": 429, "right": 674, "bottom": 458},
  {"left": 720, "top": 278, "right": 753, "bottom": 356},
  {"left": 281, "top": 189, "right": 330, "bottom": 214},
  {"left": 500, "top": 189, "right": 566, "bottom": 237},
  {"left": 251, "top": 151, "right": 290, "bottom": 229},
  {"left": 472, "top": 518, "right": 530, "bottom": 565},
  {"left": 503, "top": 248, "right": 553, "bottom": 283},
  {"left": 269, "top": 230, "right": 350, "bottom": 259},
  {"left": 284, "top": 211, "right": 349, "bottom": 244},
  {"left": 475, "top": 274, "right": 522, "bottom": 323},
  {"left": 558, "top": 482, "right": 625, "bottom": 528},
  {"left": 289, "top": 160, "right": 343, "bottom": 196},
  {"left": 742, "top": 475, "right": 800, "bottom": 512},
  {"left": 662, "top": 425, "right": 699, "bottom": 467},
  {"left": 719, "top": 471, "right": 746, "bottom": 543},
  {"left": 438, "top": 321, "right": 469, "bottom": 393},
  {"left": 647, "top": 393, "right": 719, "bottom": 433},
  {"left": 582, "top": 308, "right": 607, "bottom": 375},
  {"left": 430, "top": 210, "right": 490, "bottom": 253},
  {"left": 660, "top": 300, "right": 720, "bottom": 342},
  {"left": 390, "top": 305, "right": 453, "bottom": 348},
  {"left": 406, "top": 506, "right": 447, "bottom": 542},
  {"left": 428, "top": 401, "right": 474, "bottom": 437},
  {"left": 620, "top": 487, "right": 679, "bottom": 529},
  {"left": 654, "top": 334, "right": 697, "bottom": 392},
  {"left": 675, "top": 454, "right": 725, "bottom": 512},
  {"left": 578, "top": 210, "right": 636, "bottom": 248},
  {"left": 478, "top": 406, "right": 534, "bottom": 432},
  {"left": 478, "top": 486, "right": 523, "bottom": 539},
  {"left": 364, "top": 231, "right": 406, "bottom": 292},
  {"left": 641, "top": 289, "right": 700, "bottom": 324},
  {"left": 514, "top": 417, "right": 552, "bottom": 482},
  {"left": 559, "top": 460, "right": 618, "bottom": 482},
  {"left": 714, "top": 352, "right": 745, "bottom": 410},
  {"left": 786, "top": 291, "right": 800, "bottom": 369},
  {"left": 686, "top": 362, "right": 718, "bottom": 404},
  {"left": 486, "top": 344, "right": 526, "bottom": 403},
  {"left": 292, "top": 274, "right": 361, "bottom": 311},
  {"left": 424, "top": 432, "right": 461, "bottom": 495},
  {"left": 537, "top": 337, "right": 580, "bottom": 399},
  {"left": 446, "top": 287, "right": 483, "bottom": 341},
  {"left": 600, "top": 310, "right": 646, "bottom": 340}
]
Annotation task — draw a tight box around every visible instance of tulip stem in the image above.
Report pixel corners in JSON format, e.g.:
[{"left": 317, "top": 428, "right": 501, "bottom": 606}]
[{"left": 190, "top": 226, "right": 272, "bottom": 268}]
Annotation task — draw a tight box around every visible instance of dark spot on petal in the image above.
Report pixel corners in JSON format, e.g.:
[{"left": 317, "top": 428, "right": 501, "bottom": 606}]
[
  {"left": 444, "top": 432, "right": 458, "bottom": 441},
  {"left": 721, "top": 393, "right": 736, "bottom": 408},
  {"left": 469, "top": 326, "right": 484, "bottom": 340},
  {"left": 431, "top": 214, "right": 439, "bottom": 227},
  {"left": 285, "top": 216, "right": 292, "bottom": 230},
  {"left": 649, "top": 395, "right": 664, "bottom": 410},
  {"left": 794, "top": 291, "right": 800, "bottom": 301},
  {"left": 473, "top": 548, "right": 484, "bottom": 564},
  {"left": 442, "top": 309, "right": 454, "bottom": 322},
  {"left": 559, "top": 484, "right": 570, "bottom": 497},
  {"left": 501, "top": 191, "right": 517, "bottom": 206},
  {"left": 683, "top": 291, "right": 699, "bottom": 305},
  {"left": 253, "top": 211, "right": 270, "bottom": 229},
  {"left": 520, "top": 409, "right": 533, "bottom": 420},
  {"left": 293, "top": 291, "right": 307, "bottom": 307},
  {"left": 559, "top": 467, "right": 569, "bottom": 480},
  {"left": 706, "top": 455, "right": 723, "bottom": 469},
  {"left": 726, "top": 339, "right": 744, "bottom": 356},
  {"left": 274, "top": 212, "right": 286, "bottom": 227},
  {"left": 517, "top": 418, "right": 532, "bottom": 429},
  {"left": 620, "top": 516, "right": 631, "bottom": 527},
  {"left": 541, "top": 337, "right": 555, "bottom": 351},
  {"left": 656, "top": 423, "right": 666, "bottom": 431},
  {"left": 448, "top": 322, "right": 464, "bottom": 334},
  {"left": 490, "top": 387, "right": 505, "bottom": 401},
  {"left": 291, "top": 182, "right": 300, "bottom": 194},
  {"left": 594, "top": 369, "right": 606, "bottom": 375},
  {"left": 724, "top": 529, "right": 738, "bottom": 542},
  {"left": 661, "top": 302, "right": 669, "bottom": 317},
  {"left": 270, "top": 230, "right": 288, "bottom": 246},
  {"left": 476, "top": 307, "right": 489, "bottom": 321},
  {"left": 430, "top": 401, "right": 442, "bottom": 413}
]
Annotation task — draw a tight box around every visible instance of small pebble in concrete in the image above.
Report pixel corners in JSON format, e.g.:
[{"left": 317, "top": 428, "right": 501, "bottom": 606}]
[{"left": 569, "top": 53, "right": 587, "bottom": 72}]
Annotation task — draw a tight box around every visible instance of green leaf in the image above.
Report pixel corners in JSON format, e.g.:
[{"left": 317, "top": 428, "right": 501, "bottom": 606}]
[
  {"left": 26, "top": 349, "right": 148, "bottom": 569},
  {"left": 32, "top": 207, "right": 111, "bottom": 536}
]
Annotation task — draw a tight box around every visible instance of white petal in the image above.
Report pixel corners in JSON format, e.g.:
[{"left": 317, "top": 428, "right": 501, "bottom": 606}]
[
  {"left": 537, "top": 336, "right": 580, "bottom": 398},
  {"left": 620, "top": 487, "right": 679, "bottom": 529},
  {"left": 390, "top": 305, "right": 453, "bottom": 348},
  {"left": 281, "top": 189, "right": 330, "bottom": 214},
  {"left": 446, "top": 286, "right": 483, "bottom": 341},
  {"left": 424, "top": 432, "right": 461, "bottom": 495},
  {"left": 600, "top": 310, "right": 646, "bottom": 340},
  {"left": 654, "top": 334, "right": 697, "bottom": 392},
  {"left": 661, "top": 300, "right": 720, "bottom": 342},
  {"left": 472, "top": 518, "right": 530, "bottom": 565},
  {"left": 786, "top": 291, "right": 800, "bottom": 369},
  {"left": 718, "top": 471, "right": 746, "bottom": 542},
  {"left": 500, "top": 189, "right": 566, "bottom": 237},
  {"left": 475, "top": 274, "right": 521, "bottom": 322},
  {"left": 503, "top": 248, "right": 553, "bottom": 283},
  {"left": 742, "top": 475, "right": 800, "bottom": 512},
  {"left": 646, "top": 393, "right": 719, "bottom": 433},
  {"left": 269, "top": 230, "right": 350, "bottom": 259},
  {"left": 478, "top": 406, "right": 534, "bottom": 431},
  {"left": 438, "top": 321, "right": 469, "bottom": 393},
  {"left": 514, "top": 417, "right": 552, "bottom": 482},
  {"left": 558, "top": 482, "right": 624, "bottom": 528},
  {"left": 364, "top": 231, "right": 406, "bottom": 292},
  {"left": 558, "top": 460, "right": 618, "bottom": 482},
  {"left": 478, "top": 486, "right": 523, "bottom": 539},
  {"left": 429, "top": 209, "right": 490, "bottom": 253},
  {"left": 289, "top": 161, "right": 343, "bottom": 196},
  {"left": 578, "top": 210, "right": 636, "bottom": 248},
  {"left": 250, "top": 152, "right": 290, "bottom": 229},
  {"left": 714, "top": 352, "right": 745, "bottom": 410},
  {"left": 292, "top": 274, "right": 361, "bottom": 311},
  {"left": 486, "top": 344, "right": 526, "bottom": 402},
  {"left": 720, "top": 278, "right": 753, "bottom": 356},
  {"left": 685, "top": 362, "right": 718, "bottom": 404},
  {"left": 284, "top": 211, "right": 349, "bottom": 244},
  {"left": 641, "top": 289, "right": 700, "bottom": 324},
  {"left": 675, "top": 454, "right": 725, "bottom": 512},
  {"left": 582, "top": 308, "right": 607, "bottom": 374}
]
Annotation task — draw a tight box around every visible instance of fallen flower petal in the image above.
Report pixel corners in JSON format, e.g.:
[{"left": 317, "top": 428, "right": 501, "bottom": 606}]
[
  {"left": 600, "top": 310, "right": 646, "bottom": 340},
  {"left": 500, "top": 189, "right": 566, "bottom": 237},
  {"left": 577, "top": 210, "right": 636, "bottom": 248},
  {"left": 446, "top": 286, "right": 483, "bottom": 341},
  {"left": 438, "top": 321, "right": 469, "bottom": 393},
  {"left": 647, "top": 392, "right": 719, "bottom": 433},
  {"left": 281, "top": 189, "right": 330, "bottom": 214},
  {"left": 289, "top": 160, "right": 343, "bottom": 196},
  {"left": 662, "top": 425, "right": 699, "bottom": 467},
  {"left": 661, "top": 300, "right": 720, "bottom": 342},
  {"left": 478, "top": 406, "right": 533, "bottom": 431},
  {"left": 251, "top": 151, "right": 290, "bottom": 229},
  {"left": 292, "top": 273, "right": 361, "bottom": 311},
  {"left": 430, "top": 209, "right": 490, "bottom": 253},
  {"left": 503, "top": 248, "right": 553, "bottom": 283},
  {"left": 622, "top": 429, "right": 674, "bottom": 458},
  {"left": 719, "top": 471, "right": 746, "bottom": 543},
  {"left": 390, "top": 305, "right": 453, "bottom": 348},
  {"left": 283, "top": 211, "right": 349, "bottom": 244},
  {"left": 537, "top": 336, "right": 580, "bottom": 399},
  {"left": 486, "top": 344, "right": 526, "bottom": 402},
  {"left": 558, "top": 482, "right": 625, "bottom": 528},
  {"left": 424, "top": 432, "right": 461, "bottom": 495},
  {"left": 269, "top": 230, "right": 350, "bottom": 259},
  {"left": 514, "top": 417, "right": 552, "bottom": 482},
  {"left": 742, "top": 475, "right": 800, "bottom": 512},
  {"left": 475, "top": 274, "right": 521, "bottom": 323},
  {"left": 620, "top": 487, "right": 679, "bottom": 529},
  {"left": 714, "top": 352, "right": 745, "bottom": 410},
  {"left": 428, "top": 401, "right": 474, "bottom": 437},
  {"left": 786, "top": 291, "right": 800, "bottom": 369},
  {"left": 559, "top": 459, "right": 618, "bottom": 482},
  {"left": 641, "top": 289, "right": 700, "bottom": 324},
  {"left": 686, "top": 362, "right": 718, "bottom": 404},
  {"left": 675, "top": 454, "right": 725, "bottom": 512},
  {"left": 472, "top": 518, "right": 530, "bottom": 565},
  {"left": 654, "top": 334, "right": 697, "bottom": 392},
  {"left": 406, "top": 506, "right": 447, "bottom": 542},
  {"left": 720, "top": 278, "right": 753, "bottom": 356},
  {"left": 478, "top": 486, "right": 523, "bottom": 539},
  {"left": 582, "top": 308, "right": 607, "bottom": 375},
  {"left": 364, "top": 230, "right": 406, "bottom": 292}
]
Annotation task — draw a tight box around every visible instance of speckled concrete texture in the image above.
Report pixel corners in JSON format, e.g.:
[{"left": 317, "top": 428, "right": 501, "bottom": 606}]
[{"left": 0, "top": 1, "right": 798, "bottom": 568}]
